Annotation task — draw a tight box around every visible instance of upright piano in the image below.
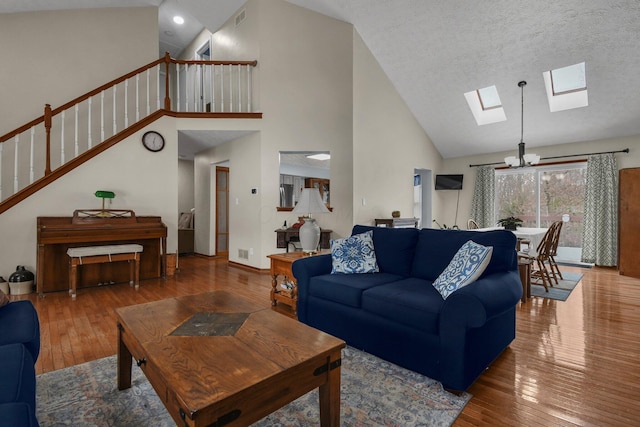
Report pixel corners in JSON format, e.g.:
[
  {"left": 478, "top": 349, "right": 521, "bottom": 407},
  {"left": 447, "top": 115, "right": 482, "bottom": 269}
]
[{"left": 37, "top": 209, "right": 167, "bottom": 296}]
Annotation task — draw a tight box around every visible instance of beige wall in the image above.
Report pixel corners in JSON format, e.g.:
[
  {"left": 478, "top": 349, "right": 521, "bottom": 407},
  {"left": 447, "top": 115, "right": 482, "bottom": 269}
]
[
  {"left": 440, "top": 135, "right": 640, "bottom": 227},
  {"left": 0, "top": 116, "right": 179, "bottom": 282},
  {"left": 352, "top": 30, "right": 443, "bottom": 228},
  {"left": 193, "top": 0, "right": 354, "bottom": 268},
  {"left": 0, "top": 7, "right": 158, "bottom": 136}
]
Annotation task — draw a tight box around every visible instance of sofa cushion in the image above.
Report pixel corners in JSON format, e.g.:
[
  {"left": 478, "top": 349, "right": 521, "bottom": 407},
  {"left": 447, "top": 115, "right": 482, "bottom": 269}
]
[
  {"left": 361, "top": 278, "right": 444, "bottom": 334},
  {"left": 411, "top": 228, "right": 516, "bottom": 281},
  {"left": 0, "top": 343, "right": 36, "bottom": 408},
  {"left": 331, "top": 230, "right": 379, "bottom": 274},
  {"left": 432, "top": 240, "right": 492, "bottom": 299},
  {"left": 308, "top": 273, "right": 404, "bottom": 308},
  {"left": 352, "top": 225, "right": 419, "bottom": 276}
]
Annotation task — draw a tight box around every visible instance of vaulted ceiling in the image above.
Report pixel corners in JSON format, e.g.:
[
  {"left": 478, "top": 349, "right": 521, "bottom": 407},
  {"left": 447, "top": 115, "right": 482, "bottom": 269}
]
[{"left": 4, "top": 0, "right": 640, "bottom": 159}]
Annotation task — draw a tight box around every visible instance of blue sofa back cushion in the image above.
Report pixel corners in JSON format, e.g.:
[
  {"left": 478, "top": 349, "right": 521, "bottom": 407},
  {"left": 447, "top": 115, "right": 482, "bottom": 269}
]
[
  {"left": 352, "top": 225, "right": 419, "bottom": 276},
  {"left": 411, "top": 228, "right": 517, "bottom": 281}
]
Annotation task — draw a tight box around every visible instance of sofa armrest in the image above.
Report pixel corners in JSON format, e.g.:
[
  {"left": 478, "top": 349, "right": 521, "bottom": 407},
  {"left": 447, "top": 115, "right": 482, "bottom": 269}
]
[
  {"left": 440, "top": 270, "right": 522, "bottom": 329},
  {"left": 291, "top": 253, "right": 332, "bottom": 321}
]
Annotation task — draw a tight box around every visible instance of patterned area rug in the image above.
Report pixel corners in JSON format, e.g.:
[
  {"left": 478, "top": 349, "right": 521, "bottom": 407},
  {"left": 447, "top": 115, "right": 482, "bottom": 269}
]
[
  {"left": 530, "top": 271, "right": 583, "bottom": 301},
  {"left": 36, "top": 347, "right": 471, "bottom": 427}
]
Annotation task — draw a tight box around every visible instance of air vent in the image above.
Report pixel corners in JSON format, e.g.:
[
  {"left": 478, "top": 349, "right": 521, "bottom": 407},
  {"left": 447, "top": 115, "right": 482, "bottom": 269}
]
[
  {"left": 238, "top": 249, "right": 249, "bottom": 259},
  {"left": 235, "top": 9, "right": 246, "bottom": 27}
]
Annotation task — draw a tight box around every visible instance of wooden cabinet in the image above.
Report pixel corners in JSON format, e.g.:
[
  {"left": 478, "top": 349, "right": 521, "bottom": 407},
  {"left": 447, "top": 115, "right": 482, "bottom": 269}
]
[{"left": 619, "top": 168, "right": 640, "bottom": 278}]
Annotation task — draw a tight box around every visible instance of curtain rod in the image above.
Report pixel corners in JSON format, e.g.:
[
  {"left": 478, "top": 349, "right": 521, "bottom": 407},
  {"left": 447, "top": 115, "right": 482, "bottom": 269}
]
[{"left": 469, "top": 148, "right": 630, "bottom": 168}]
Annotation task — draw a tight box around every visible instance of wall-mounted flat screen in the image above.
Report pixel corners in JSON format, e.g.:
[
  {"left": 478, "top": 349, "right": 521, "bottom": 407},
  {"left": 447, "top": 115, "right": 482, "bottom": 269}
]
[{"left": 435, "top": 174, "right": 463, "bottom": 190}]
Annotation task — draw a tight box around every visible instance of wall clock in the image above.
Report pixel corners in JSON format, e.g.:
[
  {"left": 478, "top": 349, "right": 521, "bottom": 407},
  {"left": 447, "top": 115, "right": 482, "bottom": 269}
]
[{"left": 142, "top": 131, "right": 165, "bottom": 152}]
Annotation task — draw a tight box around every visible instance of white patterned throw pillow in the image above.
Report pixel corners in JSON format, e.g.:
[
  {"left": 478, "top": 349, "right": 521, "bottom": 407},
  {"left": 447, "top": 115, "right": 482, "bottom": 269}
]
[
  {"left": 331, "top": 230, "right": 379, "bottom": 274},
  {"left": 432, "top": 240, "right": 493, "bottom": 299}
]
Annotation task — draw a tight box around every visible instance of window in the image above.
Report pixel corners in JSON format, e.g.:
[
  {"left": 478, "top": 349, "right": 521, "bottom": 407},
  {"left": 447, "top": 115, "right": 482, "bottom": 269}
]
[
  {"left": 464, "top": 85, "right": 506, "bottom": 125},
  {"left": 495, "top": 164, "right": 586, "bottom": 262},
  {"left": 543, "top": 62, "right": 588, "bottom": 112}
]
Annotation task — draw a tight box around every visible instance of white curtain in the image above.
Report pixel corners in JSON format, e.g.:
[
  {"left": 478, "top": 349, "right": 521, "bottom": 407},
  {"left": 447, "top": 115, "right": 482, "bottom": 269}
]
[
  {"left": 470, "top": 166, "right": 495, "bottom": 228},
  {"left": 581, "top": 153, "right": 618, "bottom": 266}
]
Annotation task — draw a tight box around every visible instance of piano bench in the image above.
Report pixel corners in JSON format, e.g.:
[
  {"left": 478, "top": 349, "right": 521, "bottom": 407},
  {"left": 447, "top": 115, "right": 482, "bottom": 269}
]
[{"left": 66, "top": 244, "right": 143, "bottom": 298}]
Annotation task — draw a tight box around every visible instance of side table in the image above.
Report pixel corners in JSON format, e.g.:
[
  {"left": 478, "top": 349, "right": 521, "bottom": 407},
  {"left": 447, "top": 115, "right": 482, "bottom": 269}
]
[{"left": 267, "top": 251, "right": 328, "bottom": 314}]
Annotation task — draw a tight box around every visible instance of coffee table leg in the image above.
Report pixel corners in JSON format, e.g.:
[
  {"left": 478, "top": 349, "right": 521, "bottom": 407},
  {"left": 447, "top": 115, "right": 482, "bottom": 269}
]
[
  {"left": 117, "top": 323, "right": 132, "bottom": 390},
  {"left": 318, "top": 352, "right": 341, "bottom": 427}
]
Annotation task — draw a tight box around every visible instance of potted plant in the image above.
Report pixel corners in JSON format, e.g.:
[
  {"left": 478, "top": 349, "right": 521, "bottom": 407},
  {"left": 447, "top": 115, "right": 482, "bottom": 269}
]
[{"left": 497, "top": 216, "right": 523, "bottom": 230}]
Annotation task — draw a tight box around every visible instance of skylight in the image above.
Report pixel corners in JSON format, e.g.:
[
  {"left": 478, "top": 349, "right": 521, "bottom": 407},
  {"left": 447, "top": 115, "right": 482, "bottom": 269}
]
[
  {"left": 551, "top": 62, "right": 586, "bottom": 95},
  {"left": 464, "top": 85, "right": 506, "bottom": 125},
  {"left": 543, "top": 62, "right": 588, "bottom": 112},
  {"left": 477, "top": 85, "right": 502, "bottom": 110}
]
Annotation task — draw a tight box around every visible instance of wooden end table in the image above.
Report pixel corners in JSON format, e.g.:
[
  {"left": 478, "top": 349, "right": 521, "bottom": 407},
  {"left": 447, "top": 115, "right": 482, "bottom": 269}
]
[{"left": 268, "top": 251, "right": 329, "bottom": 314}]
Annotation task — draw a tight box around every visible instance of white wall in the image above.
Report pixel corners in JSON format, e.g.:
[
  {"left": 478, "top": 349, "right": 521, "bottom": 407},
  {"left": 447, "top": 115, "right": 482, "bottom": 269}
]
[
  {"left": 0, "top": 116, "right": 178, "bottom": 282},
  {"left": 184, "top": 0, "right": 444, "bottom": 268},
  {"left": 194, "top": 132, "right": 262, "bottom": 260},
  {"left": 0, "top": 7, "right": 158, "bottom": 136},
  {"left": 352, "top": 30, "right": 443, "bottom": 229},
  {"left": 440, "top": 135, "right": 640, "bottom": 227},
  {"left": 257, "top": 0, "right": 354, "bottom": 256}
]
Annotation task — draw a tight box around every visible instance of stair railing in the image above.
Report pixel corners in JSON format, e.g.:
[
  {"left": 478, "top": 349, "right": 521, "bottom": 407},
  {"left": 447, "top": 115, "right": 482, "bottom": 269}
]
[{"left": 0, "top": 53, "right": 258, "bottom": 211}]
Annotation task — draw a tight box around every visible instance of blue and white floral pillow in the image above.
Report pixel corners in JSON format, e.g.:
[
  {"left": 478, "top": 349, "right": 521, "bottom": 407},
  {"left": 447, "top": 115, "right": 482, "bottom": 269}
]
[
  {"left": 331, "top": 230, "right": 379, "bottom": 274},
  {"left": 432, "top": 240, "right": 493, "bottom": 299}
]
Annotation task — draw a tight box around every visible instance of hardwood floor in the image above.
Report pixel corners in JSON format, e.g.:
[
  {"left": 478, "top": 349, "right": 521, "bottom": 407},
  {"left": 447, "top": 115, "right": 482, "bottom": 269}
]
[{"left": 13, "top": 256, "right": 640, "bottom": 426}]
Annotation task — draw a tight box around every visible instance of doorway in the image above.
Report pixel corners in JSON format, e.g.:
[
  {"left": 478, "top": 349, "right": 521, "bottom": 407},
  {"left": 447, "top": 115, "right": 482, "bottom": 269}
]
[
  {"left": 196, "top": 40, "right": 211, "bottom": 112},
  {"left": 414, "top": 169, "right": 432, "bottom": 228},
  {"left": 216, "top": 166, "right": 229, "bottom": 257}
]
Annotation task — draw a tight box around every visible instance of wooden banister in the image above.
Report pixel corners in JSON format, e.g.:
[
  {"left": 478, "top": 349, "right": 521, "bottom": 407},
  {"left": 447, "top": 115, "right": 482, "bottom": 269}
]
[{"left": 0, "top": 54, "right": 260, "bottom": 214}]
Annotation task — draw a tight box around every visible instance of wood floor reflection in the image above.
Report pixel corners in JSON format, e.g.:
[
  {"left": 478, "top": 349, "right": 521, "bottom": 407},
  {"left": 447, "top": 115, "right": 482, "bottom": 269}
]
[{"left": 17, "top": 256, "right": 640, "bottom": 426}]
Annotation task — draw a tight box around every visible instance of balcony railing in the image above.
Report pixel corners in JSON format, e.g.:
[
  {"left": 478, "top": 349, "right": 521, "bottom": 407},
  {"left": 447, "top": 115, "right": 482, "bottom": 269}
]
[{"left": 0, "top": 53, "right": 259, "bottom": 210}]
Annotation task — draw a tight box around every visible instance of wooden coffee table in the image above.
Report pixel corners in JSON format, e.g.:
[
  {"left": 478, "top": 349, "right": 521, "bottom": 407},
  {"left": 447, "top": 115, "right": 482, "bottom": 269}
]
[{"left": 116, "top": 291, "right": 345, "bottom": 426}]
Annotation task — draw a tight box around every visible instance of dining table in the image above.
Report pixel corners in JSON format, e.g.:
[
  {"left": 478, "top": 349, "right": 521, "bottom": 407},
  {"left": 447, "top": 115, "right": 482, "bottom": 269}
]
[{"left": 475, "top": 226, "right": 548, "bottom": 256}]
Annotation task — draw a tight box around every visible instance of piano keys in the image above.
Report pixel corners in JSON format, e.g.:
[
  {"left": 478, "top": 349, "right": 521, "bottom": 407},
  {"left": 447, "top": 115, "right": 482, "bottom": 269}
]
[{"left": 37, "top": 209, "right": 167, "bottom": 296}]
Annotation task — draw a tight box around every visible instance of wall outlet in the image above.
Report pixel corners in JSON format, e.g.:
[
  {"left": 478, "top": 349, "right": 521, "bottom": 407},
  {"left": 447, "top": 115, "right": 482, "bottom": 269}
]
[
  {"left": 251, "top": 188, "right": 258, "bottom": 194},
  {"left": 249, "top": 248, "right": 254, "bottom": 256}
]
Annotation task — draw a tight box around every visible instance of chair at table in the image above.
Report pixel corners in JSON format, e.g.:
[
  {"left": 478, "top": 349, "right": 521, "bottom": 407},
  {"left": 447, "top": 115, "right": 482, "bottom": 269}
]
[
  {"left": 518, "top": 223, "right": 558, "bottom": 292},
  {"left": 547, "top": 221, "right": 564, "bottom": 283},
  {"left": 467, "top": 219, "right": 479, "bottom": 229}
]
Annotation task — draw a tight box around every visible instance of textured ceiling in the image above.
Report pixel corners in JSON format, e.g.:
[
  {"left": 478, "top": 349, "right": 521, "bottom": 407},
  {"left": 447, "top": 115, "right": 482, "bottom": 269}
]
[
  {"left": 286, "top": 0, "right": 640, "bottom": 158},
  {"left": 4, "top": 0, "right": 640, "bottom": 160}
]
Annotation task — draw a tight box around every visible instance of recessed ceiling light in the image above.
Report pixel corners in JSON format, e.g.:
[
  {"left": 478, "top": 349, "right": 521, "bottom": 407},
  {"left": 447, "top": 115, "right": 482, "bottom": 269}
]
[{"left": 173, "top": 16, "right": 184, "bottom": 25}]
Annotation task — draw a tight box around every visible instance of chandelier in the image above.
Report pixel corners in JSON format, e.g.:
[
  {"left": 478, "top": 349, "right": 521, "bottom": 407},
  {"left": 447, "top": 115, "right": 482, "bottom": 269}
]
[{"left": 504, "top": 81, "right": 540, "bottom": 167}]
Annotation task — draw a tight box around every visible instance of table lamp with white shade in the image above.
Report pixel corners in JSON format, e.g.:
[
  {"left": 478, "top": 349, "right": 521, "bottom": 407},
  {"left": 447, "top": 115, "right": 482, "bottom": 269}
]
[{"left": 292, "top": 188, "right": 330, "bottom": 253}]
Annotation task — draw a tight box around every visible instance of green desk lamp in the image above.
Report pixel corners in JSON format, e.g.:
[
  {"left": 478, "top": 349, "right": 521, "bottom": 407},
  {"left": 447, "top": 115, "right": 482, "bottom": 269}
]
[{"left": 95, "top": 190, "right": 115, "bottom": 215}]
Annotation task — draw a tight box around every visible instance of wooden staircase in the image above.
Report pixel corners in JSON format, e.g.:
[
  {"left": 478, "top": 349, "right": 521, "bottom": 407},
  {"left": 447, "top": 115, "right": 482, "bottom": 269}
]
[{"left": 0, "top": 54, "right": 260, "bottom": 215}]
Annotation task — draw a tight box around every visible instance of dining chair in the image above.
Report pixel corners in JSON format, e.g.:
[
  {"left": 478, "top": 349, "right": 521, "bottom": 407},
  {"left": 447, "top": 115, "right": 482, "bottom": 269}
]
[
  {"left": 518, "top": 223, "right": 557, "bottom": 292},
  {"left": 467, "top": 219, "right": 479, "bottom": 229},
  {"left": 547, "top": 221, "right": 564, "bottom": 283}
]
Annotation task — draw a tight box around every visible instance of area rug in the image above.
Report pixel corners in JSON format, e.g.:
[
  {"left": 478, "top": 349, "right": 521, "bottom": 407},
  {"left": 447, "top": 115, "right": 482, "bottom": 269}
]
[
  {"left": 530, "top": 271, "right": 583, "bottom": 301},
  {"left": 36, "top": 347, "right": 471, "bottom": 427}
]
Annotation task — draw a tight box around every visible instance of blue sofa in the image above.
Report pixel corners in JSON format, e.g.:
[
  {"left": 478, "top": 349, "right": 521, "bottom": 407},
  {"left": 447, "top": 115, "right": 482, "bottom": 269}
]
[
  {"left": 0, "top": 300, "right": 41, "bottom": 427},
  {"left": 292, "top": 225, "right": 522, "bottom": 391}
]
